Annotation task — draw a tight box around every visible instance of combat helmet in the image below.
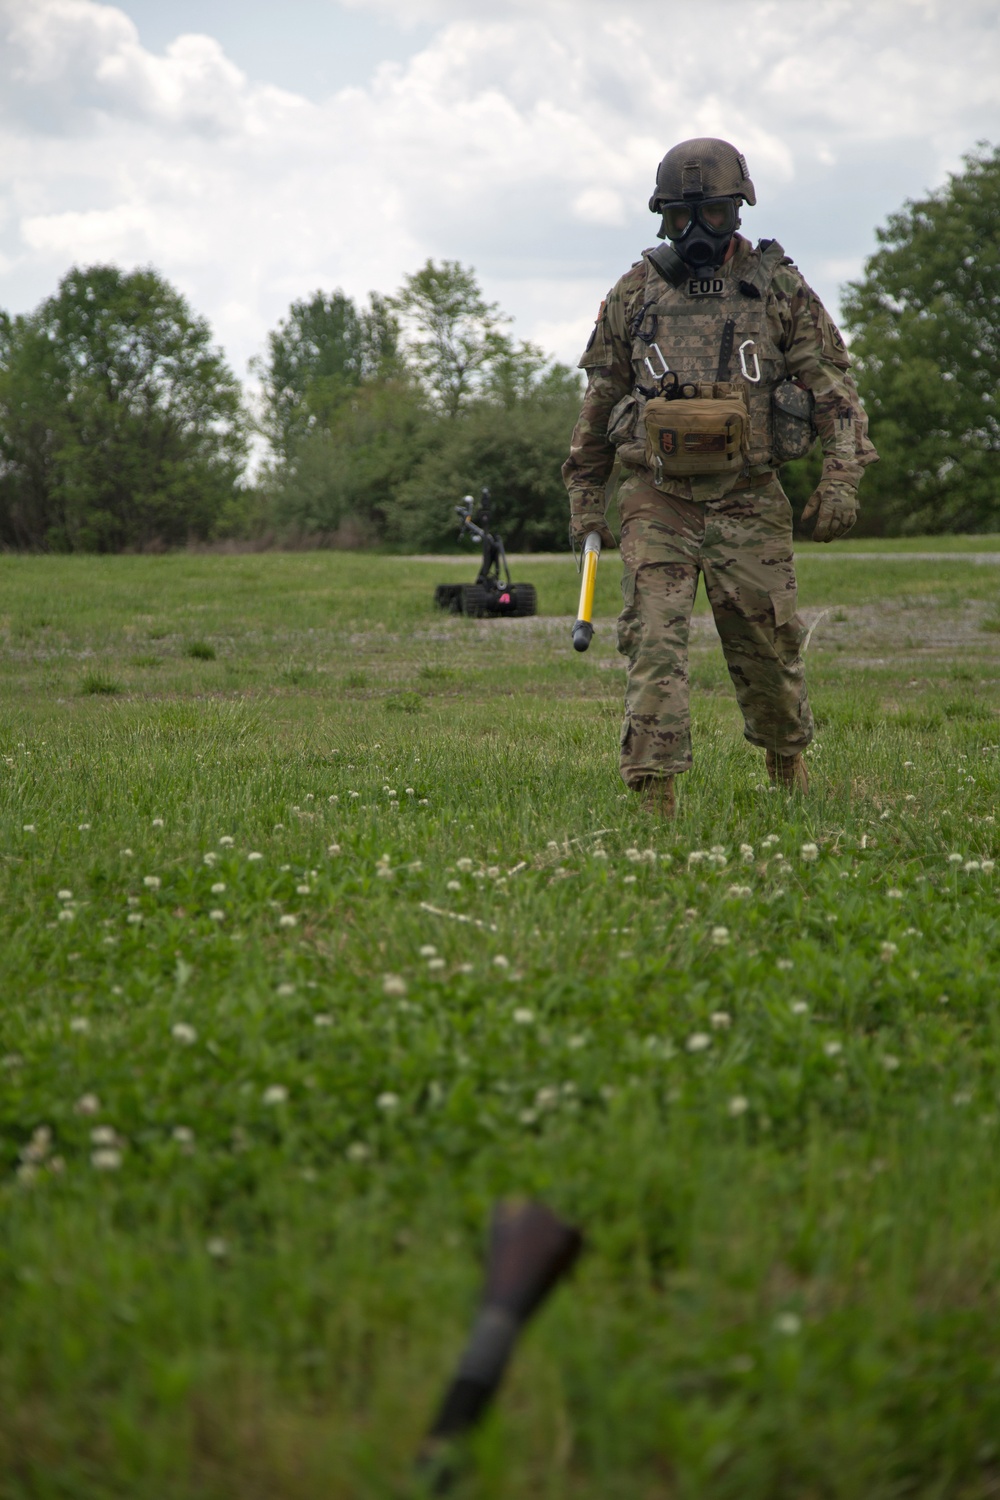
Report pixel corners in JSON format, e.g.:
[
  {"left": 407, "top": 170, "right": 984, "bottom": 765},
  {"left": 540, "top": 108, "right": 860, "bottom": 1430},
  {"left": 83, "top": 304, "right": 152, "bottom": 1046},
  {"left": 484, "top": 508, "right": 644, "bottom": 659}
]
[{"left": 649, "top": 138, "right": 756, "bottom": 212}]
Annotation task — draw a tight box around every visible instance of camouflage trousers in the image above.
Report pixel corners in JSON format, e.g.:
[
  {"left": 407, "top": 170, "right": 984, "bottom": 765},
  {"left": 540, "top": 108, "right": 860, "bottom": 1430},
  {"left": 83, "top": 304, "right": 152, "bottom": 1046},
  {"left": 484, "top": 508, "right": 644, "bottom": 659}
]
[{"left": 616, "top": 473, "right": 814, "bottom": 785}]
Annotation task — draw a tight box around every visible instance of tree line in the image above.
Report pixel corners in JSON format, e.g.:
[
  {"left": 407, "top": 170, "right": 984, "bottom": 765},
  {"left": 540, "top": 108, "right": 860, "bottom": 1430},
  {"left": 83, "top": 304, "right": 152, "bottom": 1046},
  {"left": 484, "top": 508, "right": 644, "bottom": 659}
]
[{"left": 1, "top": 143, "right": 997, "bottom": 551}]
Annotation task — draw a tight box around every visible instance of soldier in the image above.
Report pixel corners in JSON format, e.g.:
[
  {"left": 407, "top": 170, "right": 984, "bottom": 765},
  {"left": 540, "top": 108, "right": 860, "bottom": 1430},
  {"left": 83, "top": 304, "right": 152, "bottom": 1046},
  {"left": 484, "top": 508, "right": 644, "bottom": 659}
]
[{"left": 563, "top": 138, "right": 877, "bottom": 815}]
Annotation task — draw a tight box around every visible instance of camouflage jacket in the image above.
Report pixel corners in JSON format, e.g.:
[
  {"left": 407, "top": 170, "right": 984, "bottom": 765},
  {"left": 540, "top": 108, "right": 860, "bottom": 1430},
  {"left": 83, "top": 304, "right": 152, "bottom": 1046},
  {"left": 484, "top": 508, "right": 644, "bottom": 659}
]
[{"left": 562, "top": 234, "right": 877, "bottom": 517}]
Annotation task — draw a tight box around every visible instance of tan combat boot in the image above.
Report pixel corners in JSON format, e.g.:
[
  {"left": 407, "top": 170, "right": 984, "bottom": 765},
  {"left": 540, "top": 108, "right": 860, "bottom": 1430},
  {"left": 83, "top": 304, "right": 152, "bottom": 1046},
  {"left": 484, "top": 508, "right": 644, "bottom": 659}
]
[
  {"left": 765, "top": 749, "right": 808, "bottom": 793},
  {"left": 638, "top": 776, "right": 676, "bottom": 818}
]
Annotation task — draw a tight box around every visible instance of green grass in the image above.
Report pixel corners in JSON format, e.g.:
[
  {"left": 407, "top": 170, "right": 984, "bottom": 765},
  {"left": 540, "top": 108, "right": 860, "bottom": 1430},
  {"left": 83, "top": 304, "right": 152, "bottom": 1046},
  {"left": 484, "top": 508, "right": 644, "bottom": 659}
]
[{"left": 2, "top": 547, "right": 1000, "bottom": 1497}]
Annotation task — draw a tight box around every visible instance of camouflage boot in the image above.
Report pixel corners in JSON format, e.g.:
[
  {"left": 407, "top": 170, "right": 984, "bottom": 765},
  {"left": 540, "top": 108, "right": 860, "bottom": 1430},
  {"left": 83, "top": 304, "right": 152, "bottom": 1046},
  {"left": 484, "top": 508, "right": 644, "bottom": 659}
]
[
  {"left": 765, "top": 749, "right": 808, "bottom": 793},
  {"left": 638, "top": 776, "right": 676, "bottom": 818}
]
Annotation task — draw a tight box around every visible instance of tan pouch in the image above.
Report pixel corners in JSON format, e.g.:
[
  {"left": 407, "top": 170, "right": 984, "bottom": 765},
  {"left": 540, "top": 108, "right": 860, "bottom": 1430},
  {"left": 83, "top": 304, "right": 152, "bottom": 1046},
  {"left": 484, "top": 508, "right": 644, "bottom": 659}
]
[{"left": 643, "top": 394, "right": 748, "bottom": 478}]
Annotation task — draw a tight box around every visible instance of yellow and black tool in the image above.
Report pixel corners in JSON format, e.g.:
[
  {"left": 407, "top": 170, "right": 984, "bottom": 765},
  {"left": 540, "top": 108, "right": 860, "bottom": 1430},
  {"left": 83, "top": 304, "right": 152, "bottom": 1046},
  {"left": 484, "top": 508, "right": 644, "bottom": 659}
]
[{"left": 571, "top": 530, "right": 602, "bottom": 652}]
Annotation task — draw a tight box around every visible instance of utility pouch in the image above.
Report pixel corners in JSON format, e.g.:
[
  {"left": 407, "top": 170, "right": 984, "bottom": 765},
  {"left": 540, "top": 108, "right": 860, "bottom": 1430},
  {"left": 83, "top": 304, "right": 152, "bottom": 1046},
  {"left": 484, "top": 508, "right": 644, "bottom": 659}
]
[
  {"left": 606, "top": 393, "right": 647, "bottom": 469},
  {"left": 771, "top": 379, "right": 816, "bottom": 464},
  {"left": 643, "top": 393, "right": 748, "bottom": 479}
]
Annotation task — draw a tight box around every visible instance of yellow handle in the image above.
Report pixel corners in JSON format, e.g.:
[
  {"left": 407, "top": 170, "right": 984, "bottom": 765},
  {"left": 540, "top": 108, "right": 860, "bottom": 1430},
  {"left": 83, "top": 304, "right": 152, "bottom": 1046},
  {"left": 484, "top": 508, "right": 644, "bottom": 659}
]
[{"left": 577, "top": 548, "right": 598, "bottom": 625}]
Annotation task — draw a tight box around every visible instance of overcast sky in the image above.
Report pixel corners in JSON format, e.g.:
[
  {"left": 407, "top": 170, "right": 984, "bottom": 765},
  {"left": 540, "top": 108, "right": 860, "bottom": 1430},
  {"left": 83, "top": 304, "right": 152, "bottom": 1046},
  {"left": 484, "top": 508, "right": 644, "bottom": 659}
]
[{"left": 2, "top": 0, "right": 999, "bottom": 380}]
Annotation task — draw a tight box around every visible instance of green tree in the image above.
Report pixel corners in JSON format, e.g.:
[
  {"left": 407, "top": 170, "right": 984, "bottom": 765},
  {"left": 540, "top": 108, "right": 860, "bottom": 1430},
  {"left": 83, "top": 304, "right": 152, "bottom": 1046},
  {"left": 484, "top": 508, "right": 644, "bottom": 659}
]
[
  {"left": 841, "top": 143, "right": 1000, "bottom": 534},
  {"left": 390, "top": 259, "right": 538, "bottom": 418},
  {"left": 253, "top": 289, "right": 400, "bottom": 459},
  {"left": 0, "top": 265, "right": 246, "bottom": 551}
]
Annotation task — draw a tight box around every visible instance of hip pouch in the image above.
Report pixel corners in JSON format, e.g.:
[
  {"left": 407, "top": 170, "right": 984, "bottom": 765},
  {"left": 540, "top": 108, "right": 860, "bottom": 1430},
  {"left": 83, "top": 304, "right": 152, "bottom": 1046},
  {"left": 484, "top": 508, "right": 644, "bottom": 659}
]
[{"left": 643, "top": 393, "right": 749, "bottom": 478}]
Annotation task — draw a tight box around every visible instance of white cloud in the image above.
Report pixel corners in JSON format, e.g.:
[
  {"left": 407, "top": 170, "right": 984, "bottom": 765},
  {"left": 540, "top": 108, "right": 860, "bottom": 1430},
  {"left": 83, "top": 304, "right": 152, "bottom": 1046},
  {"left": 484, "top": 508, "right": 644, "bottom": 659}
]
[{"left": 1, "top": 0, "right": 998, "bottom": 381}]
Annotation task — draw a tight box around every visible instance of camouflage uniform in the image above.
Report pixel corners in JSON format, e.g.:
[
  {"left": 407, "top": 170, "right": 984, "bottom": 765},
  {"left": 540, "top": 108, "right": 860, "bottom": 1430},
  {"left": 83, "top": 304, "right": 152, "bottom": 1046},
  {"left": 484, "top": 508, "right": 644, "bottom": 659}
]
[{"left": 563, "top": 232, "right": 876, "bottom": 785}]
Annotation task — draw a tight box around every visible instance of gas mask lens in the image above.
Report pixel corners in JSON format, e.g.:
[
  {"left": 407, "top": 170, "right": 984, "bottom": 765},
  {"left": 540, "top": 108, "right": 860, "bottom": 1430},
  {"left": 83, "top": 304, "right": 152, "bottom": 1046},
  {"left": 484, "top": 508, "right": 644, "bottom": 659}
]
[{"left": 658, "top": 198, "right": 738, "bottom": 242}]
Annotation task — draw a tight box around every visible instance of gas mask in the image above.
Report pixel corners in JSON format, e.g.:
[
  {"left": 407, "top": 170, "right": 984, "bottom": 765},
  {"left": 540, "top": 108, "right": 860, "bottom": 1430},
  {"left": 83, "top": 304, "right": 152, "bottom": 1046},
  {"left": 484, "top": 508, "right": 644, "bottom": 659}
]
[{"left": 657, "top": 196, "right": 740, "bottom": 270}]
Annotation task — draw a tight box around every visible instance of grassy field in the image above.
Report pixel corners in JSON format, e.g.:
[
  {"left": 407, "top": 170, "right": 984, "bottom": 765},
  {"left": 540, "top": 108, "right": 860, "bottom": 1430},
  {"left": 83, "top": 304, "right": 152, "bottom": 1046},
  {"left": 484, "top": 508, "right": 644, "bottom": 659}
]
[{"left": 2, "top": 544, "right": 1000, "bottom": 1499}]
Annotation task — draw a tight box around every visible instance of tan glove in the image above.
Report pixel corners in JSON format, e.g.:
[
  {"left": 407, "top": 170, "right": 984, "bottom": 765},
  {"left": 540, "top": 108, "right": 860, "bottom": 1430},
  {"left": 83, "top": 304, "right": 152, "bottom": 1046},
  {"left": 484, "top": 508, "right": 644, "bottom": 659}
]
[
  {"left": 801, "top": 479, "right": 858, "bottom": 543},
  {"left": 570, "top": 511, "right": 616, "bottom": 549}
]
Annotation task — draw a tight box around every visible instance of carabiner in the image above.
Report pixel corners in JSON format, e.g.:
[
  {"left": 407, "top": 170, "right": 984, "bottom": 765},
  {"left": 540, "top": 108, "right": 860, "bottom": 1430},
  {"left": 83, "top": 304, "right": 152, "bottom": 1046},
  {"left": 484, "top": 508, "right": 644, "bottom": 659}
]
[
  {"left": 643, "top": 343, "right": 670, "bottom": 383},
  {"left": 738, "top": 339, "right": 761, "bottom": 383}
]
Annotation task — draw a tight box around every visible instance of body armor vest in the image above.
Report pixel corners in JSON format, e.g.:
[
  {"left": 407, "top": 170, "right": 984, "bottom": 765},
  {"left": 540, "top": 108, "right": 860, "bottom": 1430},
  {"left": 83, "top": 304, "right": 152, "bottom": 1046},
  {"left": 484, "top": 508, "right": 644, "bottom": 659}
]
[{"left": 608, "top": 240, "right": 801, "bottom": 483}]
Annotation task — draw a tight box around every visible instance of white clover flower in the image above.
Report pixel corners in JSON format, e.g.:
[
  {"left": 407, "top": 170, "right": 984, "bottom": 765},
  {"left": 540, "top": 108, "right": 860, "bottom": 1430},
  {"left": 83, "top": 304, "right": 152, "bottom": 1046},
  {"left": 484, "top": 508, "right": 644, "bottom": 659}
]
[
  {"left": 377, "top": 1092, "right": 400, "bottom": 1111},
  {"left": 446, "top": 879, "right": 461, "bottom": 891},
  {"left": 790, "top": 1000, "right": 809, "bottom": 1015},
  {"left": 349, "top": 791, "right": 360, "bottom": 799},
  {"left": 710, "top": 845, "right": 726, "bottom": 857},
  {"left": 882, "top": 1055, "right": 901, "bottom": 1071},
  {"left": 90, "top": 1125, "right": 119, "bottom": 1146},
  {"left": 457, "top": 962, "right": 474, "bottom": 974},
  {"left": 419, "top": 799, "right": 430, "bottom": 805},
  {"left": 280, "top": 864, "right": 291, "bottom": 872},
  {"left": 314, "top": 1013, "right": 333, "bottom": 1026},
  {"left": 879, "top": 941, "right": 898, "bottom": 962},
  {"left": 711, "top": 1011, "right": 732, "bottom": 1029},
  {"left": 172, "top": 1126, "right": 195, "bottom": 1144},
  {"left": 69, "top": 1016, "right": 89, "bottom": 1032},
  {"left": 625, "top": 847, "right": 642, "bottom": 863},
  {"left": 710, "top": 926, "right": 730, "bottom": 946},
  {"left": 143, "top": 876, "right": 161, "bottom": 890},
  {"left": 262, "top": 1084, "right": 288, "bottom": 1105},
  {"left": 91, "top": 1148, "right": 122, "bottom": 1170},
  {"left": 905, "top": 794, "right": 916, "bottom": 802},
  {"left": 78, "top": 822, "right": 91, "bottom": 831},
  {"left": 947, "top": 852, "right": 964, "bottom": 864},
  {"left": 887, "top": 888, "right": 905, "bottom": 899},
  {"left": 127, "top": 913, "right": 143, "bottom": 925},
  {"left": 963, "top": 860, "right": 981, "bottom": 872},
  {"left": 382, "top": 974, "right": 407, "bottom": 997},
  {"left": 535, "top": 1086, "right": 559, "bottom": 1110},
  {"left": 761, "top": 834, "right": 780, "bottom": 848},
  {"left": 800, "top": 842, "right": 819, "bottom": 862},
  {"left": 375, "top": 856, "right": 393, "bottom": 879},
  {"left": 686, "top": 1032, "right": 711, "bottom": 1052},
  {"left": 623, "top": 874, "right": 637, "bottom": 884},
  {"left": 428, "top": 958, "right": 446, "bottom": 971},
  {"left": 740, "top": 844, "right": 755, "bottom": 863},
  {"left": 592, "top": 848, "right": 609, "bottom": 860},
  {"left": 983, "top": 860, "right": 995, "bottom": 873},
  {"left": 728, "top": 1095, "right": 749, "bottom": 1117},
  {"left": 203, "top": 852, "right": 217, "bottom": 867},
  {"left": 776, "top": 958, "right": 794, "bottom": 972},
  {"left": 709, "top": 853, "right": 728, "bottom": 868},
  {"left": 345, "top": 1141, "right": 371, "bottom": 1163},
  {"left": 219, "top": 836, "right": 234, "bottom": 847},
  {"left": 824, "top": 1040, "right": 843, "bottom": 1057},
  {"left": 492, "top": 955, "right": 509, "bottom": 968},
  {"left": 296, "top": 883, "right": 311, "bottom": 895},
  {"left": 278, "top": 914, "right": 297, "bottom": 928},
  {"left": 75, "top": 1093, "right": 100, "bottom": 1115},
  {"left": 726, "top": 884, "right": 752, "bottom": 899},
  {"left": 513, "top": 1008, "right": 535, "bottom": 1025},
  {"left": 904, "top": 760, "right": 914, "bottom": 767},
  {"left": 57, "top": 889, "right": 73, "bottom": 901},
  {"left": 172, "top": 1022, "right": 197, "bottom": 1044},
  {"left": 774, "top": 1312, "right": 801, "bottom": 1336},
  {"left": 120, "top": 848, "right": 133, "bottom": 857},
  {"left": 206, "top": 1237, "right": 228, "bottom": 1258},
  {"left": 211, "top": 882, "right": 226, "bottom": 894},
  {"left": 328, "top": 794, "right": 339, "bottom": 804},
  {"left": 456, "top": 858, "right": 474, "bottom": 872},
  {"left": 152, "top": 818, "right": 164, "bottom": 828},
  {"left": 327, "top": 844, "right": 340, "bottom": 856},
  {"left": 687, "top": 850, "right": 706, "bottom": 865},
  {"left": 208, "top": 909, "right": 225, "bottom": 921},
  {"left": 405, "top": 788, "right": 415, "bottom": 796},
  {"left": 58, "top": 909, "right": 75, "bottom": 922},
  {"left": 23, "top": 823, "right": 35, "bottom": 832}
]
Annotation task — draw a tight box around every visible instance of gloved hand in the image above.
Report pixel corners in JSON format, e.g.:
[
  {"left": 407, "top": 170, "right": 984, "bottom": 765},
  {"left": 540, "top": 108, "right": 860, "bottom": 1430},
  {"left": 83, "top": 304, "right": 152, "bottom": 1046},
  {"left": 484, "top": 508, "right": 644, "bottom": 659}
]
[
  {"left": 570, "top": 513, "right": 616, "bottom": 549},
  {"left": 801, "top": 479, "right": 858, "bottom": 543}
]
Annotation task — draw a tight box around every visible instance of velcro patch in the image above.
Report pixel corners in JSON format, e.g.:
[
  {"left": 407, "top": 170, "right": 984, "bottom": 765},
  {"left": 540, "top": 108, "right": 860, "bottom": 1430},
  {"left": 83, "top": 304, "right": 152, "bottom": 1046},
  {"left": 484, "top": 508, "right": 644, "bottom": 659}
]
[{"left": 686, "top": 276, "right": 726, "bottom": 297}]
